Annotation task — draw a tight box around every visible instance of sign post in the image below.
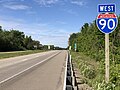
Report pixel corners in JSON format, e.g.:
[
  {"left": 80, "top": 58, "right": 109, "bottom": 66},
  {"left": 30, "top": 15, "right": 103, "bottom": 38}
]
[
  {"left": 105, "top": 34, "right": 109, "bottom": 83},
  {"left": 96, "top": 4, "right": 118, "bottom": 83}
]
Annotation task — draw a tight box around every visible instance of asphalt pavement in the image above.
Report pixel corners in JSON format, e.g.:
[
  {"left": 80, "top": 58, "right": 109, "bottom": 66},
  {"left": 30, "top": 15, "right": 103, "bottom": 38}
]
[{"left": 0, "top": 50, "right": 67, "bottom": 90}]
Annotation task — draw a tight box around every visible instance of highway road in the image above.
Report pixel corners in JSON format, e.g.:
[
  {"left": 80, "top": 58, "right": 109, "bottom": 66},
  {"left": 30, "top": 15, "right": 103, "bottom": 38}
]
[{"left": 0, "top": 50, "right": 67, "bottom": 90}]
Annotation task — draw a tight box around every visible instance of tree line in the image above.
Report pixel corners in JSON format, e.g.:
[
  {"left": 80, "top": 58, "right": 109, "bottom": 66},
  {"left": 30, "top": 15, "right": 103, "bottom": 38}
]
[
  {"left": 69, "top": 15, "right": 120, "bottom": 88},
  {"left": 69, "top": 16, "right": 120, "bottom": 63},
  {"left": 0, "top": 26, "right": 42, "bottom": 51},
  {"left": 0, "top": 26, "right": 65, "bottom": 52}
]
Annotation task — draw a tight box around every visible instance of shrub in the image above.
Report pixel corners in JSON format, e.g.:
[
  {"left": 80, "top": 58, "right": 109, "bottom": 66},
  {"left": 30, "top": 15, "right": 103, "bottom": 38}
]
[{"left": 84, "top": 67, "right": 96, "bottom": 79}]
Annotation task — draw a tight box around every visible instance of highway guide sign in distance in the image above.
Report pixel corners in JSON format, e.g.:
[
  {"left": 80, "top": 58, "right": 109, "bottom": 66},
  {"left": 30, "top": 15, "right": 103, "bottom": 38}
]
[{"left": 96, "top": 13, "right": 118, "bottom": 34}]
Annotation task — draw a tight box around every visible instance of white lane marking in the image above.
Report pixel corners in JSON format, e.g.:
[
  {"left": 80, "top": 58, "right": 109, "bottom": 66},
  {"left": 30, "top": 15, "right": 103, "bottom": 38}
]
[
  {"left": 63, "top": 52, "right": 68, "bottom": 90},
  {"left": 0, "top": 52, "right": 60, "bottom": 85},
  {"left": 0, "top": 51, "right": 58, "bottom": 69}
]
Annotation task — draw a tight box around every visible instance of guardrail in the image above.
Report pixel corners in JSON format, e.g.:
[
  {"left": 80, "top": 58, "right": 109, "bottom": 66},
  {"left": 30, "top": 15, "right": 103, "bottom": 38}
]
[{"left": 63, "top": 52, "right": 77, "bottom": 90}]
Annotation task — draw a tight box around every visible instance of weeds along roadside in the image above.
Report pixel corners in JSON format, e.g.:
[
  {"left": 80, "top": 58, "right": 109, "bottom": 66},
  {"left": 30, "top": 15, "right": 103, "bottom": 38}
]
[{"left": 71, "top": 51, "right": 120, "bottom": 90}]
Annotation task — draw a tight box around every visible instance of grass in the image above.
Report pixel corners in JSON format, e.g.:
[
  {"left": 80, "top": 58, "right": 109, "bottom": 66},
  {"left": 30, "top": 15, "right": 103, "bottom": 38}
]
[
  {"left": 0, "top": 50, "right": 46, "bottom": 59},
  {"left": 71, "top": 51, "right": 99, "bottom": 68},
  {"left": 71, "top": 51, "right": 99, "bottom": 89},
  {"left": 71, "top": 51, "right": 120, "bottom": 90}
]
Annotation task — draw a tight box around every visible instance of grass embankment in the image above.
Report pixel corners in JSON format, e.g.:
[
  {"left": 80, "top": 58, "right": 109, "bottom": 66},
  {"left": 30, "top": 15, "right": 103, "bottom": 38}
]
[
  {"left": 0, "top": 50, "right": 46, "bottom": 59},
  {"left": 71, "top": 51, "right": 120, "bottom": 90}
]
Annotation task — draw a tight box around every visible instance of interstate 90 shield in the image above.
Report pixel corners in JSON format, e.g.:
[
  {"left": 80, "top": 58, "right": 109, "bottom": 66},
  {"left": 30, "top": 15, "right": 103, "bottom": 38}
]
[{"left": 96, "top": 13, "right": 118, "bottom": 34}]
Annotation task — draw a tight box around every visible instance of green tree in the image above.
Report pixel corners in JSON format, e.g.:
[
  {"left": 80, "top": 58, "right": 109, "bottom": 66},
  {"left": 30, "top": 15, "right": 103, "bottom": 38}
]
[
  {"left": 69, "top": 16, "right": 120, "bottom": 89},
  {"left": 0, "top": 27, "right": 42, "bottom": 51},
  {"left": 23, "top": 36, "right": 34, "bottom": 50},
  {"left": 0, "top": 26, "right": 2, "bottom": 31}
]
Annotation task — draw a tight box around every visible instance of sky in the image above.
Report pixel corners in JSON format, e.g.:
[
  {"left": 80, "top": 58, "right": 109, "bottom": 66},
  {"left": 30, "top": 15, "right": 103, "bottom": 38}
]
[{"left": 0, "top": 0, "right": 120, "bottom": 48}]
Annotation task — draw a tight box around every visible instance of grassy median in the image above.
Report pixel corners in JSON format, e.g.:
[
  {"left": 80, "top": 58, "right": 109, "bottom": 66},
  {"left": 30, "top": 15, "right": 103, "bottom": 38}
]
[{"left": 0, "top": 50, "right": 46, "bottom": 59}]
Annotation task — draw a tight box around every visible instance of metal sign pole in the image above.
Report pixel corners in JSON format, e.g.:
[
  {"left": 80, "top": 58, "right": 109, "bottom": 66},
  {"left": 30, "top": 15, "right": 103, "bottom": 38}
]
[{"left": 105, "top": 34, "right": 109, "bottom": 83}]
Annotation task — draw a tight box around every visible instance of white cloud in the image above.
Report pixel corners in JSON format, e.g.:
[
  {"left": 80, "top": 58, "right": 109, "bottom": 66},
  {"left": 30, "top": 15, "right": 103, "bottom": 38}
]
[
  {"left": 0, "top": 16, "right": 69, "bottom": 48},
  {"left": 71, "top": 0, "right": 86, "bottom": 6},
  {"left": 33, "top": 0, "right": 59, "bottom": 6},
  {"left": 0, "top": 0, "right": 30, "bottom": 10},
  {"left": 26, "top": 11, "right": 36, "bottom": 15},
  {"left": 66, "top": 9, "right": 78, "bottom": 16},
  {"left": 62, "top": 9, "right": 78, "bottom": 16},
  {"left": 24, "top": 27, "right": 69, "bottom": 47},
  {"left": 0, "top": 0, "right": 14, "bottom": 3},
  {"left": 56, "top": 21, "right": 67, "bottom": 25},
  {"left": 3, "top": 3, "right": 30, "bottom": 10},
  {"left": 0, "top": 16, "right": 25, "bottom": 29}
]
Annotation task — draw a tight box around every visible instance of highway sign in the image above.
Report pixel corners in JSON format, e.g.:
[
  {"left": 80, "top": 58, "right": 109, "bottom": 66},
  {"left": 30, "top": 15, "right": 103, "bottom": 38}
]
[
  {"left": 97, "top": 3, "right": 117, "bottom": 83},
  {"left": 98, "top": 4, "right": 115, "bottom": 13},
  {"left": 96, "top": 13, "right": 118, "bottom": 34},
  {"left": 74, "top": 43, "right": 77, "bottom": 52},
  {"left": 74, "top": 43, "right": 76, "bottom": 49}
]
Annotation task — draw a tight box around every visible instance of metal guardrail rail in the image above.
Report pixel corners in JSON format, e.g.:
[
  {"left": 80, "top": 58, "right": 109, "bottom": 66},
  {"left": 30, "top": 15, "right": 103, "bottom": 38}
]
[{"left": 63, "top": 51, "right": 77, "bottom": 90}]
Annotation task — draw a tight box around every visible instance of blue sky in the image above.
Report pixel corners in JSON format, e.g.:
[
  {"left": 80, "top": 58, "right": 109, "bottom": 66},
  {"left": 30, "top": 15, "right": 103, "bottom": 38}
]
[{"left": 0, "top": 0, "right": 120, "bottom": 48}]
